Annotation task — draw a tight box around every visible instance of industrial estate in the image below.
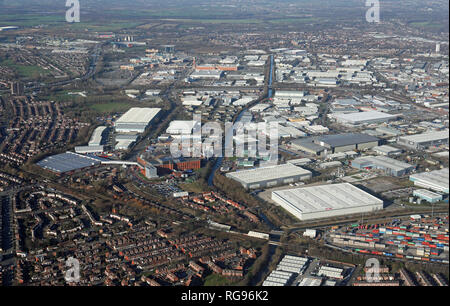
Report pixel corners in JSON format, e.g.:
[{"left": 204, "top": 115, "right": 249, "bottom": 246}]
[{"left": 0, "top": 0, "right": 448, "bottom": 291}]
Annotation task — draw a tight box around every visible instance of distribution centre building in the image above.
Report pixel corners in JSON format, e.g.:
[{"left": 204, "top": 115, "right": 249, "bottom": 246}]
[
  {"left": 372, "top": 145, "right": 402, "bottom": 156},
  {"left": 74, "top": 145, "right": 104, "bottom": 154},
  {"left": 89, "top": 126, "right": 107, "bottom": 146},
  {"left": 331, "top": 111, "right": 398, "bottom": 125},
  {"left": 315, "top": 133, "right": 380, "bottom": 153},
  {"left": 290, "top": 133, "right": 380, "bottom": 156},
  {"left": 226, "top": 163, "right": 312, "bottom": 190},
  {"left": 413, "top": 189, "right": 443, "bottom": 203},
  {"left": 351, "top": 155, "right": 415, "bottom": 177},
  {"left": 397, "top": 130, "right": 449, "bottom": 150},
  {"left": 115, "top": 108, "right": 161, "bottom": 133},
  {"left": 272, "top": 183, "right": 384, "bottom": 221},
  {"left": 37, "top": 152, "right": 102, "bottom": 175},
  {"left": 409, "top": 168, "right": 449, "bottom": 193}
]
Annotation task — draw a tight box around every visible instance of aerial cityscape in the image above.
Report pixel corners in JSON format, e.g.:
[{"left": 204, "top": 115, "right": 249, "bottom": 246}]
[{"left": 0, "top": 0, "right": 449, "bottom": 293}]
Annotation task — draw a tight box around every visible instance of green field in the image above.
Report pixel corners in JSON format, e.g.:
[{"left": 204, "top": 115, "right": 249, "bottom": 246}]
[
  {"left": 0, "top": 11, "right": 141, "bottom": 31},
  {"left": 89, "top": 102, "right": 138, "bottom": 113},
  {"left": 269, "top": 17, "right": 320, "bottom": 24},
  {"left": 409, "top": 21, "right": 445, "bottom": 30},
  {"left": 0, "top": 59, "right": 50, "bottom": 79},
  {"left": 0, "top": 14, "right": 65, "bottom": 27},
  {"left": 57, "top": 21, "right": 142, "bottom": 32},
  {"left": 160, "top": 18, "right": 262, "bottom": 24},
  {"left": 203, "top": 273, "right": 236, "bottom": 286}
]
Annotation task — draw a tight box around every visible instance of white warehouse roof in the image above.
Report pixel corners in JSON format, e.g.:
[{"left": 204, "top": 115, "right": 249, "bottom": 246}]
[
  {"left": 272, "top": 183, "right": 383, "bottom": 220},
  {"left": 166, "top": 120, "right": 201, "bottom": 135},
  {"left": 410, "top": 168, "right": 449, "bottom": 193},
  {"left": 226, "top": 164, "right": 311, "bottom": 185},
  {"left": 116, "top": 108, "right": 161, "bottom": 125},
  {"left": 333, "top": 111, "right": 398, "bottom": 124},
  {"left": 398, "top": 130, "right": 449, "bottom": 144},
  {"left": 89, "top": 126, "right": 107, "bottom": 146}
]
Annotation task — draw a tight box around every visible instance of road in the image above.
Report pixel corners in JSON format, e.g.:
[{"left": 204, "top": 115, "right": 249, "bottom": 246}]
[
  {"left": 25, "top": 44, "right": 103, "bottom": 91},
  {"left": 207, "top": 54, "right": 274, "bottom": 186},
  {"left": 292, "top": 258, "right": 320, "bottom": 285},
  {"left": 1, "top": 193, "right": 16, "bottom": 286}
]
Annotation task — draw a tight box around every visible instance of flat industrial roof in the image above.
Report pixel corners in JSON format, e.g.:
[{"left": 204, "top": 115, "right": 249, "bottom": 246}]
[
  {"left": 399, "top": 130, "right": 449, "bottom": 144},
  {"left": 332, "top": 98, "right": 361, "bottom": 106},
  {"left": 226, "top": 164, "right": 311, "bottom": 184},
  {"left": 410, "top": 168, "right": 449, "bottom": 192},
  {"left": 116, "top": 108, "right": 161, "bottom": 124},
  {"left": 275, "top": 90, "right": 306, "bottom": 96},
  {"left": 75, "top": 145, "right": 104, "bottom": 153},
  {"left": 291, "top": 139, "right": 326, "bottom": 152},
  {"left": 299, "top": 277, "right": 322, "bottom": 286},
  {"left": 317, "top": 133, "right": 379, "bottom": 147},
  {"left": 287, "top": 158, "right": 312, "bottom": 165},
  {"left": 272, "top": 183, "right": 383, "bottom": 214},
  {"left": 373, "top": 145, "right": 402, "bottom": 153},
  {"left": 37, "top": 152, "right": 101, "bottom": 173},
  {"left": 166, "top": 120, "right": 201, "bottom": 134},
  {"left": 352, "top": 155, "right": 415, "bottom": 172},
  {"left": 413, "top": 189, "right": 443, "bottom": 199},
  {"left": 89, "top": 126, "right": 107, "bottom": 145},
  {"left": 333, "top": 111, "right": 398, "bottom": 123}
]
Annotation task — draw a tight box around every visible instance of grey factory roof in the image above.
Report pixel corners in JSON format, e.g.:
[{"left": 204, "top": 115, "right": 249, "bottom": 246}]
[
  {"left": 317, "top": 133, "right": 379, "bottom": 147},
  {"left": 398, "top": 130, "right": 449, "bottom": 144},
  {"left": 272, "top": 183, "right": 383, "bottom": 214},
  {"left": 37, "top": 152, "right": 101, "bottom": 174},
  {"left": 373, "top": 145, "right": 402, "bottom": 154},
  {"left": 352, "top": 155, "right": 414, "bottom": 172},
  {"left": 226, "top": 163, "right": 311, "bottom": 184},
  {"left": 332, "top": 98, "right": 361, "bottom": 106}
]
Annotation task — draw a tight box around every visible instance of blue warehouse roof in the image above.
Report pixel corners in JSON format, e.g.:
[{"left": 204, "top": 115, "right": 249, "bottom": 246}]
[{"left": 37, "top": 152, "right": 101, "bottom": 174}]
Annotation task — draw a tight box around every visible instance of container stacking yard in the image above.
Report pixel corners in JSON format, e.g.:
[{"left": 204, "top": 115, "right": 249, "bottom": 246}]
[{"left": 272, "top": 183, "right": 384, "bottom": 220}]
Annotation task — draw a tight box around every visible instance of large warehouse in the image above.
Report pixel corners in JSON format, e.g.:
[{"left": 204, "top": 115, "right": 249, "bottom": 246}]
[
  {"left": 409, "top": 168, "right": 449, "bottom": 194},
  {"left": 89, "top": 126, "right": 108, "bottom": 146},
  {"left": 351, "top": 155, "right": 415, "bottom": 177},
  {"left": 226, "top": 164, "right": 312, "bottom": 190},
  {"left": 115, "top": 108, "right": 161, "bottom": 133},
  {"left": 331, "top": 111, "right": 398, "bottom": 125},
  {"left": 290, "top": 133, "right": 380, "bottom": 156},
  {"left": 274, "top": 90, "right": 306, "bottom": 99},
  {"left": 272, "top": 183, "right": 384, "bottom": 221},
  {"left": 316, "top": 133, "right": 380, "bottom": 153},
  {"left": 397, "top": 130, "right": 449, "bottom": 150},
  {"left": 37, "top": 152, "right": 102, "bottom": 175}
]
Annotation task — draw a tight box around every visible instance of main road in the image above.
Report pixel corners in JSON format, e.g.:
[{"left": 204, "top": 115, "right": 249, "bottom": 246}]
[{"left": 207, "top": 54, "right": 275, "bottom": 186}]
